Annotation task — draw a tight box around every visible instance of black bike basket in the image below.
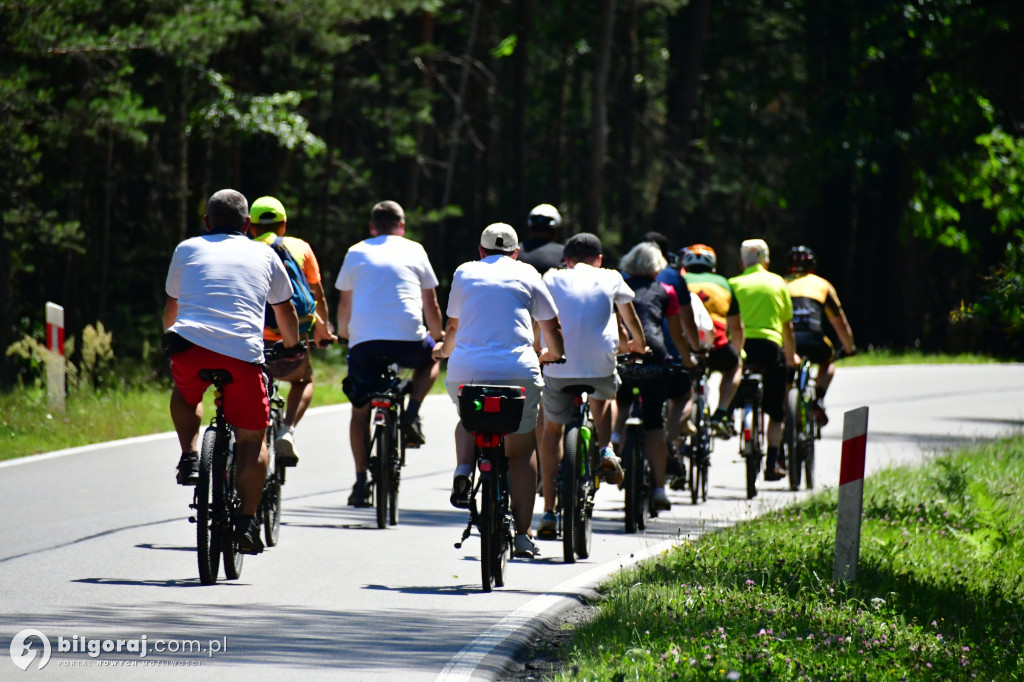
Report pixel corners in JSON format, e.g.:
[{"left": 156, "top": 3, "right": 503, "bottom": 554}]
[{"left": 457, "top": 385, "right": 526, "bottom": 434}]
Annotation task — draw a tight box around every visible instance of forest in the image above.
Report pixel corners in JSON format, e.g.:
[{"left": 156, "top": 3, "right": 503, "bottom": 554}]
[{"left": 2, "top": 0, "right": 1023, "bottom": 387}]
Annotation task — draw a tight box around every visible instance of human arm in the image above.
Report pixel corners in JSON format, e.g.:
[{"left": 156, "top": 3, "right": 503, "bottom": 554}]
[
  {"left": 163, "top": 297, "right": 178, "bottom": 331},
  {"left": 336, "top": 289, "right": 352, "bottom": 342},
  {"left": 667, "top": 314, "right": 696, "bottom": 368},
  {"left": 422, "top": 288, "right": 444, "bottom": 341},
  {"left": 536, "top": 316, "right": 564, "bottom": 363},
  {"left": 309, "top": 281, "right": 338, "bottom": 346},
  {"left": 782, "top": 319, "right": 798, "bottom": 368},
  {"left": 727, "top": 314, "right": 744, "bottom": 355},
  {"left": 827, "top": 309, "right": 856, "bottom": 355},
  {"left": 615, "top": 301, "right": 647, "bottom": 355},
  {"left": 432, "top": 317, "right": 459, "bottom": 360},
  {"left": 271, "top": 300, "right": 301, "bottom": 348}
]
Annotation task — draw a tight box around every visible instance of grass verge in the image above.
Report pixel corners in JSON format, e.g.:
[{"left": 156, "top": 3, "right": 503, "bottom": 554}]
[{"left": 555, "top": 438, "right": 1024, "bottom": 680}]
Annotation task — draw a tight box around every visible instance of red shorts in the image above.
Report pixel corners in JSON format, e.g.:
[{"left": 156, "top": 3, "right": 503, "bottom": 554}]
[{"left": 170, "top": 345, "right": 269, "bottom": 431}]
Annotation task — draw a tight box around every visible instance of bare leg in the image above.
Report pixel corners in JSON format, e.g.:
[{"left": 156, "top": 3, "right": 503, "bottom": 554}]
[
  {"left": 410, "top": 361, "right": 439, "bottom": 403},
  {"left": 539, "top": 420, "right": 564, "bottom": 512},
  {"left": 717, "top": 363, "right": 742, "bottom": 412},
  {"left": 590, "top": 398, "right": 615, "bottom": 449},
  {"left": 284, "top": 379, "right": 314, "bottom": 427},
  {"left": 170, "top": 387, "right": 201, "bottom": 452},
  {"left": 349, "top": 404, "right": 371, "bottom": 474},
  {"left": 234, "top": 428, "right": 268, "bottom": 516},
  {"left": 645, "top": 428, "right": 669, "bottom": 488},
  {"left": 506, "top": 431, "right": 539, "bottom": 535}
]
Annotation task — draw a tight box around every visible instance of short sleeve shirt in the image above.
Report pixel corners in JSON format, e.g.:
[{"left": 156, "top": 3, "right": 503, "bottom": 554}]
[
  {"left": 254, "top": 232, "right": 323, "bottom": 341},
  {"left": 165, "top": 233, "right": 293, "bottom": 363},
  {"left": 445, "top": 255, "right": 558, "bottom": 384},
  {"left": 335, "top": 235, "right": 439, "bottom": 347},
  {"left": 542, "top": 263, "right": 633, "bottom": 378},
  {"left": 729, "top": 264, "right": 793, "bottom": 347}
]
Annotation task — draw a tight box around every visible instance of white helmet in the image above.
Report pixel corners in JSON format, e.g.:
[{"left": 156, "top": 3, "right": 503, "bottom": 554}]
[{"left": 528, "top": 203, "right": 562, "bottom": 230}]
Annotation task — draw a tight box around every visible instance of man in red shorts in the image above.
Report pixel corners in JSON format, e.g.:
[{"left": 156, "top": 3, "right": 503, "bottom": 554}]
[{"left": 163, "top": 189, "right": 301, "bottom": 554}]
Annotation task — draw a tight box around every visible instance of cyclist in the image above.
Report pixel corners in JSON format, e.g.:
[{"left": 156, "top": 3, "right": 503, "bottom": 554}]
[
  {"left": 785, "top": 246, "right": 857, "bottom": 425},
  {"left": 432, "top": 223, "right": 564, "bottom": 559},
  {"left": 248, "top": 196, "right": 338, "bottom": 467},
  {"left": 679, "top": 244, "right": 744, "bottom": 438},
  {"left": 728, "top": 239, "right": 798, "bottom": 481},
  {"left": 616, "top": 241, "right": 699, "bottom": 511},
  {"left": 336, "top": 200, "right": 444, "bottom": 507},
  {"left": 518, "top": 203, "right": 564, "bottom": 274},
  {"left": 163, "top": 189, "right": 301, "bottom": 554},
  {"left": 535, "top": 232, "right": 646, "bottom": 539}
]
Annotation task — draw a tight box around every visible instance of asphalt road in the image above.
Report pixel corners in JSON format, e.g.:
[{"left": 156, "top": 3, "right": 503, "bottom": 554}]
[{"left": 2, "top": 364, "right": 1023, "bottom": 680}]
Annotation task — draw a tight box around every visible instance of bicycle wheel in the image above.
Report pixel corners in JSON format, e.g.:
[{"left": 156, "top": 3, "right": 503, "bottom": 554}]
[
  {"left": 479, "top": 474, "right": 497, "bottom": 592},
  {"left": 691, "top": 394, "right": 708, "bottom": 504},
  {"left": 803, "top": 404, "right": 816, "bottom": 490},
  {"left": 786, "top": 387, "right": 802, "bottom": 491},
  {"left": 493, "top": 473, "right": 511, "bottom": 588},
  {"left": 388, "top": 413, "right": 401, "bottom": 526},
  {"left": 742, "top": 405, "right": 759, "bottom": 499},
  {"left": 623, "top": 428, "right": 645, "bottom": 533},
  {"left": 575, "top": 428, "right": 595, "bottom": 560},
  {"left": 373, "top": 420, "right": 390, "bottom": 529},
  {"left": 561, "top": 425, "right": 581, "bottom": 563},
  {"left": 221, "top": 439, "right": 244, "bottom": 580},
  {"left": 263, "top": 421, "right": 282, "bottom": 547},
  {"left": 196, "top": 428, "right": 219, "bottom": 585}
]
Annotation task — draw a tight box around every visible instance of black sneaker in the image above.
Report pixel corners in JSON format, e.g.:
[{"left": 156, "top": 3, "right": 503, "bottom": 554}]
[
  {"left": 176, "top": 451, "right": 199, "bottom": 486},
  {"left": 400, "top": 415, "right": 426, "bottom": 449},
  {"left": 450, "top": 475, "right": 472, "bottom": 509},
  {"left": 347, "top": 481, "right": 372, "bottom": 508},
  {"left": 234, "top": 515, "right": 264, "bottom": 554},
  {"left": 711, "top": 415, "right": 735, "bottom": 440}
]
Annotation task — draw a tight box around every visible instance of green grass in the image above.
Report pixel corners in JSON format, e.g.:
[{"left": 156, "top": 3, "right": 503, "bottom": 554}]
[
  {"left": 839, "top": 348, "right": 1001, "bottom": 367},
  {"left": 0, "top": 344, "right": 447, "bottom": 461},
  {"left": 555, "top": 439, "right": 1024, "bottom": 680}
]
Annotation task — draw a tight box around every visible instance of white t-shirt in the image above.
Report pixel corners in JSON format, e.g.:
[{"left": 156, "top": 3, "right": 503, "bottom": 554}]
[
  {"left": 335, "top": 235, "right": 440, "bottom": 347},
  {"left": 446, "top": 255, "right": 558, "bottom": 384},
  {"left": 165, "top": 233, "right": 293, "bottom": 363},
  {"left": 543, "top": 263, "right": 634, "bottom": 378}
]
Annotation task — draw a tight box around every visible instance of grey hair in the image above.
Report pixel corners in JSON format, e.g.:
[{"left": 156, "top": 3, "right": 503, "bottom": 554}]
[
  {"left": 206, "top": 189, "right": 248, "bottom": 230},
  {"left": 740, "top": 238, "right": 770, "bottom": 268},
  {"left": 620, "top": 241, "right": 668, "bottom": 277}
]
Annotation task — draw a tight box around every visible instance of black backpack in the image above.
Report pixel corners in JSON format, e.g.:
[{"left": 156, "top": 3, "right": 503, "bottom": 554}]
[{"left": 266, "top": 237, "right": 317, "bottom": 335}]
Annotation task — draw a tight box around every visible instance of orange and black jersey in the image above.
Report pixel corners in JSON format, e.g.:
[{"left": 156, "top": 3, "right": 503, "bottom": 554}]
[{"left": 785, "top": 273, "right": 843, "bottom": 335}]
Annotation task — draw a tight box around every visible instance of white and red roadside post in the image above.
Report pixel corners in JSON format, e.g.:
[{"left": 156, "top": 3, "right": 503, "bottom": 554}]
[
  {"left": 833, "top": 406, "right": 869, "bottom": 582},
  {"left": 45, "top": 302, "right": 66, "bottom": 416}
]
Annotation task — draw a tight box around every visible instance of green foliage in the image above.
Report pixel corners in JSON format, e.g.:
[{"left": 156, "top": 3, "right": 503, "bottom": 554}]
[{"left": 558, "top": 439, "right": 1024, "bottom": 680}]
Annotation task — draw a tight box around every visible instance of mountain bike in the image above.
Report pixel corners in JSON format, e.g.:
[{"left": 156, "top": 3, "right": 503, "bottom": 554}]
[
  {"left": 454, "top": 384, "right": 524, "bottom": 592},
  {"left": 684, "top": 353, "right": 714, "bottom": 504},
  {"left": 553, "top": 383, "right": 600, "bottom": 563},
  {"left": 366, "top": 363, "right": 412, "bottom": 528},
  {"left": 735, "top": 366, "right": 765, "bottom": 500},
  {"left": 785, "top": 355, "right": 819, "bottom": 491},
  {"left": 190, "top": 341, "right": 305, "bottom": 585},
  {"left": 616, "top": 354, "right": 656, "bottom": 534}
]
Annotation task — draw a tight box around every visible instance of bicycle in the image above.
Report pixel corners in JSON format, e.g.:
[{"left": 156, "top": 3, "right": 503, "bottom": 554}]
[
  {"left": 734, "top": 365, "right": 766, "bottom": 499},
  {"left": 784, "top": 355, "right": 819, "bottom": 492},
  {"left": 366, "top": 362, "right": 412, "bottom": 528},
  {"left": 683, "top": 353, "right": 714, "bottom": 504},
  {"left": 190, "top": 341, "right": 304, "bottom": 585},
  {"left": 453, "top": 384, "right": 524, "bottom": 592},
  {"left": 616, "top": 353, "right": 657, "bottom": 534},
  {"left": 552, "top": 383, "right": 600, "bottom": 563}
]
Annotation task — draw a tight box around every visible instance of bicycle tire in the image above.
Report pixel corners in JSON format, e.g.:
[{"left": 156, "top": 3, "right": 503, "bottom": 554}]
[
  {"left": 374, "top": 420, "right": 390, "bottom": 530},
  {"left": 493, "top": 472, "right": 510, "bottom": 589},
  {"left": 575, "top": 428, "right": 596, "bottom": 560},
  {"left": 803, "top": 406, "right": 816, "bottom": 490},
  {"left": 390, "top": 410, "right": 402, "bottom": 526},
  {"left": 561, "top": 425, "right": 581, "bottom": 563},
  {"left": 786, "top": 387, "right": 802, "bottom": 491},
  {"left": 623, "top": 428, "right": 644, "bottom": 533},
  {"left": 221, "top": 437, "right": 244, "bottom": 580},
  {"left": 742, "top": 404, "right": 759, "bottom": 499},
  {"left": 196, "top": 428, "right": 219, "bottom": 585},
  {"left": 480, "top": 474, "right": 497, "bottom": 592},
  {"left": 263, "top": 418, "right": 282, "bottom": 547},
  {"left": 691, "top": 392, "right": 709, "bottom": 504}
]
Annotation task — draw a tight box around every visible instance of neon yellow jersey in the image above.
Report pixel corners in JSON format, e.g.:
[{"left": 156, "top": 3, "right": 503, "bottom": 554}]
[{"left": 728, "top": 264, "right": 793, "bottom": 347}]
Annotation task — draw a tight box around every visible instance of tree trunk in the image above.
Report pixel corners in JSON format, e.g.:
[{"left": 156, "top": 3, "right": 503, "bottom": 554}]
[
  {"left": 583, "top": 0, "right": 617, "bottom": 233},
  {"left": 511, "top": 0, "right": 531, "bottom": 222}
]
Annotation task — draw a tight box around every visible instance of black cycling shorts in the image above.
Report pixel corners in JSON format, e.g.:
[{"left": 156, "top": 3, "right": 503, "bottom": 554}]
[
  {"left": 739, "top": 339, "right": 786, "bottom": 421},
  {"left": 347, "top": 337, "right": 435, "bottom": 382},
  {"left": 795, "top": 332, "right": 834, "bottom": 365},
  {"left": 708, "top": 343, "right": 741, "bottom": 374},
  {"left": 616, "top": 371, "right": 667, "bottom": 431}
]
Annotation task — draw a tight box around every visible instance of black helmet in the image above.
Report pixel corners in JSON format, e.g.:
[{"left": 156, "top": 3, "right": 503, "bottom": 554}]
[{"left": 788, "top": 245, "right": 816, "bottom": 273}]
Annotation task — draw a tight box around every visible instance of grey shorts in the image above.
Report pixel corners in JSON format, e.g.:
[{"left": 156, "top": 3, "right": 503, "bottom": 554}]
[
  {"left": 447, "top": 378, "right": 543, "bottom": 435},
  {"left": 542, "top": 374, "right": 619, "bottom": 425}
]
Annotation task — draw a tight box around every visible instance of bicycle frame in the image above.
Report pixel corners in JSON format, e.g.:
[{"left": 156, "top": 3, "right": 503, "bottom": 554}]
[
  {"left": 366, "top": 363, "right": 411, "bottom": 528},
  {"left": 736, "top": 369, "right": 765, "bottom": 499}
]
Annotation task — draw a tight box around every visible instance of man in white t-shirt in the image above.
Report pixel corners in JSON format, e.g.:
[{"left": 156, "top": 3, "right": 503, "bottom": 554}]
[
  {"left": 335, "top": 200, "right": 444, "bottom": 507},
  {"left": 164, "top": 188, "right": 301, "bottom": 555},
  {"left": 431, "top": 223, "right": 564, "bottom": 559},
  {"left": 535, "top": 233, "right": 647, "bottom": 539}
]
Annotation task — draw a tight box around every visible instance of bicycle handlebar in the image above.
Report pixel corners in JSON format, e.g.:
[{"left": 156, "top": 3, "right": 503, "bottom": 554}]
[{"left": 265, "top": 340, "right": 308, "bottom": 363}]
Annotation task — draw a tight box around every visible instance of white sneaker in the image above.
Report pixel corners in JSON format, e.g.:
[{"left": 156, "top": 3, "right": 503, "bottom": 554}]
[
  {"left": 598, "top": 447, "right": 625, "bottom": 485},
  {"left": 275, "top": 428, "right": 299, "bottom": 467},
  {"left": 652, "top": 487, "right": 672, "bottom": 511},
  {"left": 513, "top": 534, "right": 541, "bottom": 558}
]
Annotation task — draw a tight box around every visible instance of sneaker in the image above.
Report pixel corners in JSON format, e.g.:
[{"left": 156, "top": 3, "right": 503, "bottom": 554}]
[
  {"left": 598, "top": 447, "right": 625, "bottom": 485},
  {"left": 449, "top": 475, "right": 472, "bottom": 510},
  {"left": 176, "top": 451, "right": 199, "bottom": 486},
  {"left": 513, "top": 533, "right": 541, "bottom": 559},
  {"left": 652, "top": 488, "right": 672, "bottom": 511},
  {"left": 400, "top": 414, "right": 426, "bottom": 448},
  {"left": 347, "top": 480, "right": 372, "bottom": 507},
  {"left": 234, "top": 515, "right": 264, "bottom": 555},
  {"left": 274, "top": 429, "right": 299, "bottom": 467},
  {"left": 812, "top": 399, "right": 829, "bottom": 427},
  {"left": 536, "top": 511, "right": 558, "bottom": 540},
  {"left": 764, "top": 466, "right": 787, "bottom": 482},
  {"left": 711, "top": 415, "right": 734, "bottom": 439}
]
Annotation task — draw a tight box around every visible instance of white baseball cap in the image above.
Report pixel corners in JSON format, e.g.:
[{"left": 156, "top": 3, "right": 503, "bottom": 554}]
[{"left": 480, "top": 223, "right": 519, "bottom": 252}]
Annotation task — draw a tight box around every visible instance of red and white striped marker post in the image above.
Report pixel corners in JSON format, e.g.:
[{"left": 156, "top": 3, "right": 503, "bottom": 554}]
[
  {"left": 45, "top": 302, "right": 66, "bottom": 416},
  {"left": 833, "top": 406, "right": 869, "bottom": 582}
]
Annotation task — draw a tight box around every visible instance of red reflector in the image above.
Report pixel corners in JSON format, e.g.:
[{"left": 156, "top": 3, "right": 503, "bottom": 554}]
[
  {"left": 484, "top": 396, "right": 501, "bottom": 412},
  {"left": 479, "top": 460, "right": 492, "bottom": 472},
  {"left": 743, "top": 428, "right": 752, "bottom": 441},
  {"left": 371, "top": 400, "right": 391, "bottom": 408}
]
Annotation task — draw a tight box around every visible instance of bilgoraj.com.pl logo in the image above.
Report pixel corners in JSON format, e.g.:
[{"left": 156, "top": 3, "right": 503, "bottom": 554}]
[{"left": 9, "top": 629, "right": 228, "bottom": 670}]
